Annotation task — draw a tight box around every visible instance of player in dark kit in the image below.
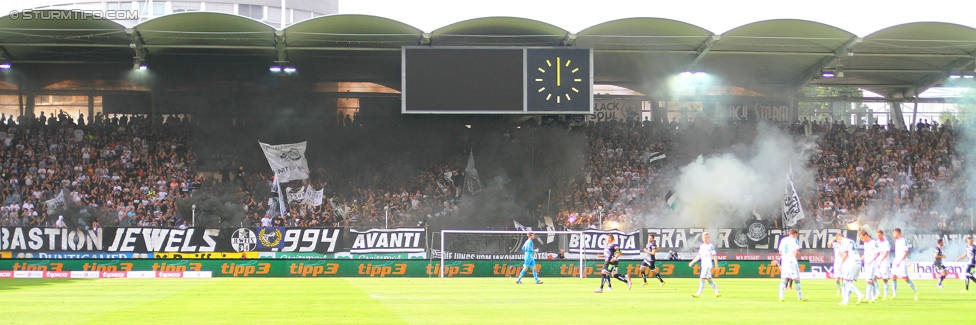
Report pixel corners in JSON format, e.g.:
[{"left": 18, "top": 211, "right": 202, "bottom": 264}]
[
  {"left": 934, "top": 239, "right": 948, "bottom": 288},
  {"left": 638, "top": 234, "right": 665, "bottom": 287},
  {"left": 954, "top": 236, "right": 976, "bottom": 292},
  {"left": 594, "top": 234, "right": 632, "bottom": 293}
]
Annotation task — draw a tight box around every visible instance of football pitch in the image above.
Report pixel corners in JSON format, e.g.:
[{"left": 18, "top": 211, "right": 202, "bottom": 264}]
[{"left": 0, "top": 277, "right": 972, "bottom": 324}]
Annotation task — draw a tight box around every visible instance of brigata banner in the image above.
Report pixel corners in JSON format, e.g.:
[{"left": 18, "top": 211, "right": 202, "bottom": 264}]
[
  {"left": 568, "top": 230, "right": 640, "bottom": 256},
  {"left": 0, "top": 259, "right": 809, "bottom": 278},
  {"left": 349, "top": 228, "right": 425, "bottom": 254},
  {"left": 1, "top": 227, "right": 343, "bottom": 254},
  {"left": 645, "top": 228, "right": 859, "bottom": 250}
]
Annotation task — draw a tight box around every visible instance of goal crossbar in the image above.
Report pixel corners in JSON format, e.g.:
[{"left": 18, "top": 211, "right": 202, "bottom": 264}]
[{"left": 440, "top": 229, "right": 585, "bottom": 278}]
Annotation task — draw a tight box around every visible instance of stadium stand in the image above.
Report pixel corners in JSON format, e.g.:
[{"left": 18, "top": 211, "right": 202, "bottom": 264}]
[{"left": 0, "top": 111, "right": 968, "bottom": 233}]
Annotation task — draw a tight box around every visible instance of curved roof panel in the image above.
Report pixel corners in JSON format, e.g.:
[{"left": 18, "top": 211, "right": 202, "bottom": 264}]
[
  {"left": 0, "top": 10, "right": 130, "bottom": 61},
  {"left": 715, "top": 19, "right": 856, "bottom": 54},
  {"left": 859, "top": 22, "right": 976, "bottom": 55},
  {"left": 133, "top": 12, "right": 276, "bottom": 48},
  {"left": 576, "top": 17, "right": 713, "bottom": 51},
  {"left": 430, "top": 17, "right": 567, "bottom": 46},
  {"left": 284, "top": 14, "right": 422, "bottom": 49}
]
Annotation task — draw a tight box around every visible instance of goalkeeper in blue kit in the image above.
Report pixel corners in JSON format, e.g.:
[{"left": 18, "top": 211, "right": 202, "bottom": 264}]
[{"left": 516, "top": 232, "right": 543, "bottom": 284}]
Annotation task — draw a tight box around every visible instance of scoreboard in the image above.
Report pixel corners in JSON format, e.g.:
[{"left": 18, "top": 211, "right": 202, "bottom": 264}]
[{"left": 402, "top": 47, "right": 593, "bottom": 114}]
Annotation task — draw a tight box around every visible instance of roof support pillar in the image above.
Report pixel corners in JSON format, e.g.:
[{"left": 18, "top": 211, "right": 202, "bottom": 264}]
[
  {"left": 689, "top": 35, "right": 719, "bottom": 67},
  {"left": 274, "top": 30, "right": 288, "bottom": 63},
  {"left": 790, "top": 36, "right": 861, "bottom": 90}
]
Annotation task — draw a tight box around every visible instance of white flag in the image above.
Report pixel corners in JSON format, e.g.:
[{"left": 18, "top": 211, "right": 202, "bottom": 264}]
[
  {"left": 302, "top": 186, "right": 324, "bottom": 207},
  {"left": 259, "top": 141, "right": 310, "bottom": 183},
  {"left": 782, "top": 173, "right": 806, "bottom": 227},
  {"left": 45, "top": 190, "right": 66, "bottom": 215},
  {"left": 286, "top": 186, "right": 305, "bottom": 204}
]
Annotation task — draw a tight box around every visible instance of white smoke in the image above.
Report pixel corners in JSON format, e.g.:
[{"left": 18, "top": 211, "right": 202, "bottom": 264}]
[{"left": 671, "top": 122, "right": 814, "bottom": 228}]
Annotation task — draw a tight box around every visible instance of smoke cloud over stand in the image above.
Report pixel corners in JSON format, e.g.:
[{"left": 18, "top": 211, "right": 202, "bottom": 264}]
[{"left": 668, "top": 122, "right": 814, "bottom": 228}]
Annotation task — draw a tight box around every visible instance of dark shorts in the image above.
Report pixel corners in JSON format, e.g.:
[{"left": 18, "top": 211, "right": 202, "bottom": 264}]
[
  {"left": 641, "top": 260, "right": 657, "bottom": 270},
  {"left": 602, "top": 260, "right": 619, "bottom": 273},
  {"left": 933, "top": 262, "right": 946, "bottom": 272}
]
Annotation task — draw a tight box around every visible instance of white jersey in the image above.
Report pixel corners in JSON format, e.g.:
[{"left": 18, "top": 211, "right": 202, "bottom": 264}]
[
  {"left": 893, "top": 238, "right": 909, "bottom": 266},
  {"left": 833, "top": 239, "right": 846, "bottom": 264},
  {"left": 875, "top": 239, "right": 891, "bottom": 266},
  {"left": 698, "top": 242, "right": 716, "bottom": 268},
  {"left": 866, "top": 239, "right": 884, "bottom": 266},
  {"left": 841, "top": 238, "right": 859, "bottom": 261},
  {"left": 778, "top": 236, "right": 800, "bottom": 264}
]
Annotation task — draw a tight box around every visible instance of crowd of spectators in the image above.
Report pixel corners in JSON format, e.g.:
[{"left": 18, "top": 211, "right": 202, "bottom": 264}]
[
  {"left": 797, "top": 118, "right": 967, "bottom": 231},
  {"left": 0, "top": 110, "right": 198, "bottom": 229},
  {"left": 0, "top": 110, "right": 971, "bottom": 233}
]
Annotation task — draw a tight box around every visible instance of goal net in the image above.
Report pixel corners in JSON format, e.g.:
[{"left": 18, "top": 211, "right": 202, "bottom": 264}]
[{"left": 439, "top": 230, "right": 585, "bottom": 278}]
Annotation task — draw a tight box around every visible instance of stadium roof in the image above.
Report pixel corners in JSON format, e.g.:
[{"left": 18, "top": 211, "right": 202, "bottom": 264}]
[{"left": 0, "top": 10, "right": 974, "bottom": 98}]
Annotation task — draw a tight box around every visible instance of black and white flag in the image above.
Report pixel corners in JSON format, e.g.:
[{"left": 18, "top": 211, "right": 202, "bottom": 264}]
[
  {"left": 646, "top": 151, "right": 667, "bottom": 164},
  {"left": 782, "top": 172, "right": 806, "bottom": 227},
  {"left": 259, "top": 141, "right": 309, "bottom": 183},
  {"left": 464, "top": 151, "right": 483, "bottom": 195},
  {"left": 286, "top": 186, "right": 305, "bottom": 204},
  {"left": 45, "top": 190, "right": 66, "bottom": 215},
  {"left": 664, "top": 190, "right": 678, "bottom": 211}
]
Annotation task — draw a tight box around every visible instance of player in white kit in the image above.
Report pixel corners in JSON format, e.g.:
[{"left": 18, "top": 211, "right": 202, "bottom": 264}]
[
  {"left": 889, "top": 228, "right": 918, "bottom": 300},
  {"left": 828, "top": 231, "right": 846, "bottom": 297},
  {"left": 833, "top": 233, "right": 863, "bottom": 305},
  {"left": 777, "top": 229, "right": 807, "bottom": 301},
  {"left": 874, "top": 230, "right": 892, "bottom": 300},
  {"left": 688, "top": 232, "right": 721, "bottom": 298},
  {"left": 860, "top": 231, "right": 879, "bottom": 303}
]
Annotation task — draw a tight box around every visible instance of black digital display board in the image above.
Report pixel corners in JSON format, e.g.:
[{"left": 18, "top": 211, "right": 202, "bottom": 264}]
[{"left": 402, "top": 47, "right": 592, "bottom": 114}]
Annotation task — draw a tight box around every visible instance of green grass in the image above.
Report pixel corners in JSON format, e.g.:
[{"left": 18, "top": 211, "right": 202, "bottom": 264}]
[{"left": 0, "top": 277, "right": 972, "bottom": 324}]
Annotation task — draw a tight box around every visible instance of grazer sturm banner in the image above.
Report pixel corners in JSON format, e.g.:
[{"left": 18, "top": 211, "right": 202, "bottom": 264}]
[
  {"left": 645, "top": 228, "right": 858, "bottom": 250},
  {"left": 259, "top": 141, "right": 310, "bottom": 183},
  {"left": 1, "top": 227, "right": 103, "bottom": 251},
  {"left": 568, "top": 230, "right": 640, "bottom": 256},
  {"left": 350, "top": 228, "right": 425, "bottom": 254},
  {"left": 588, "top": 99, "right": 640, "bottom": 123}
]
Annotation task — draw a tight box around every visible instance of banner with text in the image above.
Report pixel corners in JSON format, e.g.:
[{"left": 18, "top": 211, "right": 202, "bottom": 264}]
[
  {"left": 719, "top": 100, "right": 791, "bottom": 122},
  {"left": 349, "top": 228, "right": 425, "bottom": 254},
  {"left": 0, "top": 227, "right": 342, "bottom": 254},
  {"left": 589, "top": 99, "right": 640, "bottom": 123},
  {"left": 645, "top": 228, "right": 859, "bottom": 250},
  {"left": 568, "top": 230, "right": 640, "bottom": 256}
]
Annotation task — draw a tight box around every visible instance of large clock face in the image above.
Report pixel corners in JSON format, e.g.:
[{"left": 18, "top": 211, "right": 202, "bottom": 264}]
[
  {"left": 535, "top": 56, "right": 583, "bottom": 103},
  {"left": 526, "top": 48, "right": 592, "bottom": 113}
]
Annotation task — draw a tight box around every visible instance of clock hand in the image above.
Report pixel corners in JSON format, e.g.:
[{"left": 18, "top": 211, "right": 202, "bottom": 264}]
[{"left": 556, "top": 57, "right": 561, "bottom": 87}]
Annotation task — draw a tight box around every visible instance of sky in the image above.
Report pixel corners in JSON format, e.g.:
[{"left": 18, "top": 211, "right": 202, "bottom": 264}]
[{"left": 338, "top": 0, "right": 976, "bottom": 36}]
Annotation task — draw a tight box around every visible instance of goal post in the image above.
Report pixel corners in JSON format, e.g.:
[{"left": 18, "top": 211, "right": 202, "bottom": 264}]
[{"left": 439, "top": 229, "right": 586, "bottom": 278}]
